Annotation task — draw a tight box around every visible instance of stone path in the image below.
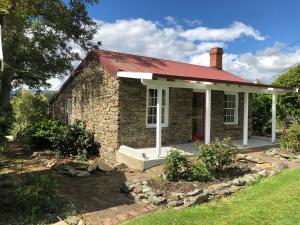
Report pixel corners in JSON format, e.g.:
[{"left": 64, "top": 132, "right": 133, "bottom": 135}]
[{"left": 84, "top": 203, "right": 157, "bottom": 225}]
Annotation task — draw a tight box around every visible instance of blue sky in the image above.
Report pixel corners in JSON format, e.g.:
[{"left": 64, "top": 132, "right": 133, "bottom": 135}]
[{"left": 50, "top": 0, "right": 300, "bottom": 89}]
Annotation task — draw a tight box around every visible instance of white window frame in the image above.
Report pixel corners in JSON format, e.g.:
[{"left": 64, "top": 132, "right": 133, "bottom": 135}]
[
  {"left": 66, "top": 98, "right": 73, "bottom": 126},
  {"left": 146, "top": 86, "right": 169, "bottom": 128},
  {"left": 224, "top": 92, "right": 239, "bottom": 125}
]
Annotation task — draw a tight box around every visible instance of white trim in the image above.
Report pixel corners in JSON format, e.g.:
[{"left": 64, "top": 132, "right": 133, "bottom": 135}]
[
  {"left": 146, "top": 86, "right": 169, "bottom": 128},
  {"left": 243, "top": 92, "right": 249, "bottom": 146},
  {"left": 271, "top": 93, "right": 277, "bottom": 143},
  {"left": 156, "top": 88, "right": 162, "bottom": 156},
  {"left": 224, "top": 92, "right": 239, "bottom": 125},
  {"left": 117, "top": 71, "right": 153, "bottom": 79},
  {"left": 205, "top": 89, "right": 211, "bottom": 144},
  {"left": 141, "top": 79, "right": 293, "bottom": 95}
]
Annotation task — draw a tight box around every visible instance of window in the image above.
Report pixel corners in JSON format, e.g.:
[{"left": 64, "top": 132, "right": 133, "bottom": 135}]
[
  {"left": 66, "top": 98, "right": 72, "bottom": 125},
  {"left": 224, "top": 93, "right": 238, "bottom": 124},
  {"left": 146, "top": 87, "right": 169, "bottom": 128}
]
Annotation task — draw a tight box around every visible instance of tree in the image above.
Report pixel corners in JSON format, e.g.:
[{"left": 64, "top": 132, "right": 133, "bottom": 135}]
[
  {"left": 0, "top": 0, "right": 100, "bottom": 113},
  {"left": 272, "top": 64, "right": 300, "bottom": 124},
  {"left": 11, "top": 90, "right": 48, "bottom": 137}
]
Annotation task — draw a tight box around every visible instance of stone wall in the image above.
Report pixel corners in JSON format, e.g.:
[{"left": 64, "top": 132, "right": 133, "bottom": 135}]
[
  {"left": 51, "top": 66, "right": 253, "bottom": 154},
  {"left": 50, "top": 64, "right": 120, "bottom": 159},
  {"left": 211, "top": 91, "right": 253, "bottom": 140},
  {"left": 118, "top": 78, "right": 193, "bottom": 148}
]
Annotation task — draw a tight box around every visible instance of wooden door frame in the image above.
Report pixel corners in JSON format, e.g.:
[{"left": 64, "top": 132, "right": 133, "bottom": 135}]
[{"left": 192, "top": 92, "right": 205, "bottom": 141}]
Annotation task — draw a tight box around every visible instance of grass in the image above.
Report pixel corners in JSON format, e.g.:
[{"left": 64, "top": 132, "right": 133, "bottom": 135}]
[{"left": 126, "top": 168, "right": 300, "bottom": 225}]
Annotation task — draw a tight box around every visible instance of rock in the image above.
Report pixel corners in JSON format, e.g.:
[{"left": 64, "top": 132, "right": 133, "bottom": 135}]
[
  {"left": 244, "top": 155, "right": 265, "bottom": 164},
  {"left": 171, "top": 192, "right": 185, "bottom": 200},
  {"left": 142, "top": 180, "right": 148, "bottom": 185},
  {"left": 113, "top": 162, "right": 128, "bottom": 171},
  {"left": 137, "top": 193, "right": 147, "bottom": 199},
  {"left": 155, "top": 191, "right": 164, "bottom": 197},
  {"left": 242, "top": 174, "right": 257, "bottom": 183},
  {"left": 277, "top": 153, "right": 296, "bottom": 160},
  {"left": 133, "top": 184, "right": 144, "bottom": 194},
  {"left": 149, "top": 196, "right": 167, "bottom": 205},
  {"left": 232, "top": 178, "right": 247, "bottom": 186},
  {"left": 142, "top": 185, "right": 152, "bottom": 193},
  {"left": 97, "top": 161, "right": 114, "bottom": 172},
  {"left": 46, "top": 160, "right": 57, "bottom": 169},
  {"left": 52, "top": 221, "right": 68, "bottom": 225},
  {"left": 65, "top": 216, "right": 80, "bottom": 225},
  {"left": 257, "top": 170, "right": 268, "bottom": 177},
  {"left": 168, "top": 200, "right": 184, "bottom": 207},
  {"left": 87, "top": 161, "right": 98, "bottom": 172},
  {"left": 265, "top": 149, "right": 278, "bottom": 156},
  {"left": 77, "top": 220, "right": 85, "bottom": 225},
  {"left": 120, "top": 182, "right": 135, "bottom": 193},
  {"left": 58, "top": 165, "right": 79, "bottom": 177},
  {"left": 277, "top": 163, "right": 289, "bottom": 171},
  {"left": 207, "top": 182, "right": 232, "bottom": 194},
  {"left": 227, "top": 185, "right": 242, "bottom": 193},
  {"left": 184, "top": 193, "right": 209, "bottom": 207},
  {"left": 76, "top": 171, "right": 91, "bottom": 177},
  {"left": 31, "top": 150, "right": 54, "bottom": 159},
  {"left": 186, "top": 188, "right": 203, "bottom": 196},
  {"left": 236, "top": 154, "right": 246, "bottom": 160}
]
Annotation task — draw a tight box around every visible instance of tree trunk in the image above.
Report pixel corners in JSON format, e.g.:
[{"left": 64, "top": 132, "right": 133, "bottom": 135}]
[{"left": 0, "top": 71, "right": 13, "bottom": 112}]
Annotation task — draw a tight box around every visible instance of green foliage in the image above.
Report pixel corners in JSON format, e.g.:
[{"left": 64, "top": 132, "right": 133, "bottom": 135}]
[
  {"left": 191, "top": 160, "right": 213, "bottom": 182},
  {"left": 29, "top": 119, "right": 100, "bottom": 159},
  {"left": 280, "top": 123, "right": 300, "bottom": 153},
  {"left": 11, "top": 90, "right": 48, "bottom": 138},
  {"left": 273, "top": 64, "right": 300, "bottom": 123},
  {"left": 17, "top": 175, "right": 58, "bottom": 221},
  {"left": 165, "top": 149, "right": 194, "bottom": 181},
  {"left": 197, "top": 138, "right": 238, "bottom": 172},
  {"left": 252, "top": 94, "right": 272, "bottom": 135},
  {"left": 164, "top": 149, "right": 212, "bottom": 182}
]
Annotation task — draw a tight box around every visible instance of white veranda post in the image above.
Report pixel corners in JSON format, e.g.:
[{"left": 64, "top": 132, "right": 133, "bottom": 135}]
[
  {"left": 156, "top": 87, "right": 162, "bottom": 157},
  {"left": 205, "top": 89, "right": 211, "bottom": 144},
  {"left": 243, "top": 92, "right": 249, "bottom": 146},
  {"left": 272, "top": 93, "right": 277, "bottom": 143}
]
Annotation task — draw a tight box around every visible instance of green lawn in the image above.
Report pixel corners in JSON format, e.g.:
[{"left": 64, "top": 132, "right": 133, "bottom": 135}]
[{"left": 126, "top": 168, "right": 300, "bottom": 225}]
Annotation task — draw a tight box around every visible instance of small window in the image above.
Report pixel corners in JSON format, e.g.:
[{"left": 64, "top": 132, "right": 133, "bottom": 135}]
[
  {"left": 146, "top": 87, "right": 169, "bottom": 128},
  {"left": 66, "top": 99, "right": 72, "bottom": 125},
  {"left": 224, "top": 93, "right": 238, "bottom": 124}
]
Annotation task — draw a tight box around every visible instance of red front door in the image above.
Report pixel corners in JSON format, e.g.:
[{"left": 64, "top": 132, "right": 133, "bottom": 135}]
[{"left": 192, "top": 92, "right": 205, "bottom": 141}]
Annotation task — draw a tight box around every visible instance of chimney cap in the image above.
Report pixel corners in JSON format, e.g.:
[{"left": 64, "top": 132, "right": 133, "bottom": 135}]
[{"left": 210, "top": 47, "right": 223, "bottom": 54}]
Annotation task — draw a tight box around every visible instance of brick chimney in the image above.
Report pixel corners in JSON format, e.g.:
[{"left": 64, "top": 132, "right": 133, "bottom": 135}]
[{"left": 210, "top": 47, "right": 223, "bottom": 70}]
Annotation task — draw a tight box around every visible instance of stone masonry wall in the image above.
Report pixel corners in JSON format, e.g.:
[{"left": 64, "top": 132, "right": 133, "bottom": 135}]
[
  {"left": 118, "top": 78, "right": 193, "bottom": 148},
  {"left": 50, "top": 64, "right": 120, "bottom": 159}
]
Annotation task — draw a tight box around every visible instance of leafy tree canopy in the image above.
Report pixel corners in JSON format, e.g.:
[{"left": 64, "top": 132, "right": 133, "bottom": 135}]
[
  {"left": 0, "top": 0, "right": 100, "bottom": 111},
  {"left": 272, "top": 64, "right": 300, "bottom": 123}
]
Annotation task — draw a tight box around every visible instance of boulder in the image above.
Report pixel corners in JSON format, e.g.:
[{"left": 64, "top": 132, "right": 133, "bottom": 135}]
[
  {"left": 120, "top": 182, "right": 135, "bottom": 193},
  {"left": 113, "top": 162, "right": 128, "bottom": 171},
  {"left": 232, "top": 178, "right": 247, "bottom": 186},
  {"left": 168, "top": 200, "right": 184, "bottom": 207},
  {"left": 87, "top": 161, "right": 98, "bottom": 173},
  {"left": 133, "top": 184, "right": 144, "bottom": 194},
  {"left": 97, "top": 161, "right": 114, "bottom": 172},
  {"left": 58, "top": 165, "right": 79, "bottom": 177},
  {"left": 76, "top": 171, "right": 91, "bottom": 177},
  {"left": 171, "top": 192, "right": 185, "bottom": 200},
  {"left": 257, "top": 170, "right": 268, "bottom": 177},
  {"left": 184, "top": 193, "right": 209, "bottom": 207},
  {"left": 186, "top": 188, "right": 203, "bottom": 196},
  {"left": 149, "top": 196, "right": 167, "bottom": 205},
  {"left": 64, "top": 216, "right": 80, "bottom": 225}
]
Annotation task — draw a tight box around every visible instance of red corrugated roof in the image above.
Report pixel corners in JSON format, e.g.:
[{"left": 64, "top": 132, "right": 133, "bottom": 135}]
[{"left": 93, "top": 49, "right": 250, "bottom": 84}]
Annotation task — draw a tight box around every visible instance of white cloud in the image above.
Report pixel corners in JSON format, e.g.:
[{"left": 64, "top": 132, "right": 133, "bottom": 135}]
[
  {"left": 164, "top": 16, "right": 177, "bottom": 25},
  {"left": 49, "top": 18, "right": 300, "bottom": 89},
  {"left": 180, "top": 21, "right": 266, "bottom": 42},
  {"left": 183, "top": 18, "right": 202, "bottom": 27}
]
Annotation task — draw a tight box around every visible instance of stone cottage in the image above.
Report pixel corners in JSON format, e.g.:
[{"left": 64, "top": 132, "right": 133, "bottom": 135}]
[{"left": 49, "top": 47, "right": 294, "bottom": 164}]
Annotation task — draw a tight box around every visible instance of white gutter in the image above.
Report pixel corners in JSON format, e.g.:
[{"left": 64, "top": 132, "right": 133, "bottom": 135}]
[
  {"left": 117, "top": 71, "right": 153, "bottom": 80},
  {"left": 0, "top": 25, "right": 3, "bottom": 71}
]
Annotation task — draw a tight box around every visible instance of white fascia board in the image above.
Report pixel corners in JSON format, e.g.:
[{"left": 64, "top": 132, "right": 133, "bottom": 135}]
[{"left": 117, "top": 71, "right": 153, "bottom": 80}]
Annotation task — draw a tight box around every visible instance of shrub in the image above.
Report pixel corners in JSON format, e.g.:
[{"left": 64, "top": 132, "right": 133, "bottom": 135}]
[
  {"left": 280, "top": 123, "right": 300, "bottom": 153},
  {"left": 165, "top": 149, "right": 194, "bottom": 181},
  {"left": 191, "top": 160, "right": 213, "bottom": 182},
  {"left": 28, "top": 119, "right": 100, "bottom": 159},
  {"left": 17, "top": 175, "right": 58, "bottom": 220},
  {"left": 197, "top": 138, "right": 238, "bottom": 172}
]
